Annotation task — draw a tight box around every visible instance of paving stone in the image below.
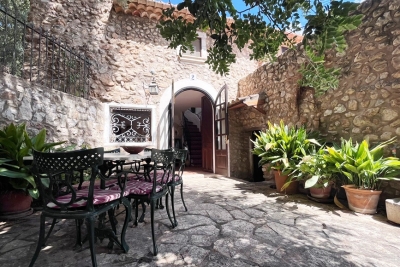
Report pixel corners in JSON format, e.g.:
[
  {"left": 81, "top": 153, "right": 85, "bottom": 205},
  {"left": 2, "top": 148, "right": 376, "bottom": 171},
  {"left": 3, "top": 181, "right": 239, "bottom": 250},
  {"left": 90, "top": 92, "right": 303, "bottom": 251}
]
[
  {"left": 1, "top": 170, "right": 400, "bottom": 267},
  {"left": 221, "top": 219, "right": 254, "bottom": 237},
  {"left": 229, "top": 209, "right": 250, "bottom": 220}
]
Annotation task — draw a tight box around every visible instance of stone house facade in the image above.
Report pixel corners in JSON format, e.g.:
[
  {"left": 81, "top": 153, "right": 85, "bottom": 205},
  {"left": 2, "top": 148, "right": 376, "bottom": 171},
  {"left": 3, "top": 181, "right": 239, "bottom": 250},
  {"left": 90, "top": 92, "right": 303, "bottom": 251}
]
[{"left": 1, "top": 1, "right": 258, "bottom": 153}]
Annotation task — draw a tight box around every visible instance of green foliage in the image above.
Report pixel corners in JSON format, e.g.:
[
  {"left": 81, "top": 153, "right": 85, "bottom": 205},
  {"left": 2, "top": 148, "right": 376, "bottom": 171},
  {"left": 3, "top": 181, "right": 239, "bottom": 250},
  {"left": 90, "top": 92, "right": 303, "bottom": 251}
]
[
  {"left": 288, "top": 147, "right": 339, "bottom": 189},
  {"left": 298, "top": 48, "right": 341, "bottom": 96},
  {"left": 158, "top": 0, "right": 362, "bottom": 83},
  {"left": 324, "top": 137, "right": 400, "bottom": 190},
  {"left": 0, "top": 122, "right": 65, "bottom": 198},
  {"left": 252, "top": 120, "right": 321, "bottom": 172},
  {"left": 300, "top": 0, "right": 363, "bottom": 96}
]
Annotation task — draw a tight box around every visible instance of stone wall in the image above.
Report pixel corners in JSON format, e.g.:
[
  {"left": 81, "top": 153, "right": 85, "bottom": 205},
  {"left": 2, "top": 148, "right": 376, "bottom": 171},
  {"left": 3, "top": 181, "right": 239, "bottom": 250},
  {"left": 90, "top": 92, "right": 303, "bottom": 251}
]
[
  {"left": 0, "top": 73, "right": 103, "bottom": 147},
  {"left": 232, "top": 0, "right": 400, "bottom": 199},
  {"left": 28, "top": 0, "right": 257, "bottom": 107}
]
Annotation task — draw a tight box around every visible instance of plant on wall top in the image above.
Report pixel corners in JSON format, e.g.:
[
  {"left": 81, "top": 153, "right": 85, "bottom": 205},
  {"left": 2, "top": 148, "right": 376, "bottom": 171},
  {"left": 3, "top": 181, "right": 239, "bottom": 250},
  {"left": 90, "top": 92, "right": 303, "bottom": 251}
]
[
  {"left": 252, "top": 120, "right": 320, "bottom": 173},
  {"left": 0, "top": 123, "right": 65, "bottom": 198}
]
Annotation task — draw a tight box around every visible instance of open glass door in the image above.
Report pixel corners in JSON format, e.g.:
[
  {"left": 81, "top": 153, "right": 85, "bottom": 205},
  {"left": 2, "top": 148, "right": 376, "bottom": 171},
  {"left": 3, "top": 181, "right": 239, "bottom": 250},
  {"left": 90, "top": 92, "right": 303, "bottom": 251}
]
[
  {"left": 168, "top": 80, "right": 175, "bottom": 148},
  {"left": 214, "top": 84, "right": 229, "bottom": 177}
]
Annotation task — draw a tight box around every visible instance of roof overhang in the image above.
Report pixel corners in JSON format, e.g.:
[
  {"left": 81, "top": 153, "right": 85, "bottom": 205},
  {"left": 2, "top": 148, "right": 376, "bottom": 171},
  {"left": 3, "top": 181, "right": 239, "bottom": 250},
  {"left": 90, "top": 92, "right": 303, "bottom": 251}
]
[{"left": 228, "top": 93, "right": 266, "bottom": 114}]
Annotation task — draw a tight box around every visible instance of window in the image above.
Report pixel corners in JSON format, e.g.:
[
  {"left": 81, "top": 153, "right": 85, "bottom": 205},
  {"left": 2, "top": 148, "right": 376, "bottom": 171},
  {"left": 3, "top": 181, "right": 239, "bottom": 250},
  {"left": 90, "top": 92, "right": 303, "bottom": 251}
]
[
  {"left": 177, "top": 32, "right": 207, "bottom": 64},
  {"left": 104, "top": 104, "right": 155, "bottom": 146},
  {"left": 183, "top": 38, "right": 201, "bottom": 57}
]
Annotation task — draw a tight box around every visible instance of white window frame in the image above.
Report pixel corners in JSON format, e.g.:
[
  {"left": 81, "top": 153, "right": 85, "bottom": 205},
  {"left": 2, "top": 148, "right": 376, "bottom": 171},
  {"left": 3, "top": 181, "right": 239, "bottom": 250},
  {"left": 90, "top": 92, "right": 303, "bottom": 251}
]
[
  {"left": 176, "top": 31, "right": 207, "bottom": 64},
  {"left": 104, "top": 103, "right": 156, "bottom": 148}
]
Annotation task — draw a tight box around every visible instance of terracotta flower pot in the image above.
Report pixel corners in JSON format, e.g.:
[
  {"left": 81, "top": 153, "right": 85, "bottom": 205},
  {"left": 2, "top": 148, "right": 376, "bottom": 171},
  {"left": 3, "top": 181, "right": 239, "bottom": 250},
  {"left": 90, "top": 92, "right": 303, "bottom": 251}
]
[
  {"left": 310, "top": 185, "right": 332, "bottom": 199},
  {"left": 0, "top": 190, "right": 32, "bottom": 215},
  {"left": 273, "top": 170, "right": 298, "bottom": 195},
  {"left": 342, "top": 185, "right": 382, "bottom": 214}
]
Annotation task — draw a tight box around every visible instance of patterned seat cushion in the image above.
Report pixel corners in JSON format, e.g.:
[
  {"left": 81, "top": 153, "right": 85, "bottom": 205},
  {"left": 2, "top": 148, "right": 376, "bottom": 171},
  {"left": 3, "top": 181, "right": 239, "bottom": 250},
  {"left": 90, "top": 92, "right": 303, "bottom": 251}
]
[
  {"left": 72, "top": 178, "right": 119, "bottom": 190},
  {"left": 112, "top": 180, "right": 163, "bottom": 195},
  {"left": 47, "top": 188, "right": 122, "bottom": 209},
  {"left": 141, "top": 171, "right": 172, "bottom": 183}
]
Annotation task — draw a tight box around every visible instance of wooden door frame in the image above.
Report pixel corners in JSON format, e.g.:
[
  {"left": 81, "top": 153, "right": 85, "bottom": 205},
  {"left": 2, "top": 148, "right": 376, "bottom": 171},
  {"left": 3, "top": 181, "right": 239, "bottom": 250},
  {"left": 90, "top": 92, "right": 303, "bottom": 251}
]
[{"left": 213, "top": 84, "right": 229, "bottom": 177}]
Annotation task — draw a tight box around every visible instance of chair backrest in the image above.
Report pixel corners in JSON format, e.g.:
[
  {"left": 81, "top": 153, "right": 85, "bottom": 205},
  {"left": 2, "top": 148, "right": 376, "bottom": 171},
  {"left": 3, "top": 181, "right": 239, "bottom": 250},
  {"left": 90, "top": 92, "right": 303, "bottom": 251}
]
[
  {"left": 32, "top": 147, "right": 104, "bottom": 211},
  {"left": 173, "top": 149, "right": 188, "bottom": 179},
  {"left": 150, "top": 149, "right": 175, "bottom": 185}
]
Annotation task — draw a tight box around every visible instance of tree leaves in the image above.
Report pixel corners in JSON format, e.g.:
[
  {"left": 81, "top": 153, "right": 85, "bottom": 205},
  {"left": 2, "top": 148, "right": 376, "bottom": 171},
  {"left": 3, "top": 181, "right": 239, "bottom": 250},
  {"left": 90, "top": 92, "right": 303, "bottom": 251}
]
[{"left": 158, "top": 0, "right": 362, "bottom": 97}]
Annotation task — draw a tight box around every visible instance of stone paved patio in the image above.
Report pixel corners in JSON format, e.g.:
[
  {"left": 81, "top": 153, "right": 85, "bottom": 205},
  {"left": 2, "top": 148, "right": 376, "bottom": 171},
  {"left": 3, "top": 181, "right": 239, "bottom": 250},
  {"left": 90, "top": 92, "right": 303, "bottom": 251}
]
[{"left": 1, "top": 169, "right": 400, "bottom": 267}]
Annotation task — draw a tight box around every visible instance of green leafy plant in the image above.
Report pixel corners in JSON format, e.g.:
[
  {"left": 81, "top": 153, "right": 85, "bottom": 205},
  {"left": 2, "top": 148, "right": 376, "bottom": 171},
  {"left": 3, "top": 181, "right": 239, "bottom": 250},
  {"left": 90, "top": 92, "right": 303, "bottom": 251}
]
[
  {"left": 252, "top": 121, "right": 320, "bottom": 173},
  {"left": 0, "top": 122, "right": 65, "bottom": 198},
  {"left": 287, "top": 147, "right": 339, "bottom": 189},
  {"left": 324, "top": 137, "right": 400, "bottom": 190}
]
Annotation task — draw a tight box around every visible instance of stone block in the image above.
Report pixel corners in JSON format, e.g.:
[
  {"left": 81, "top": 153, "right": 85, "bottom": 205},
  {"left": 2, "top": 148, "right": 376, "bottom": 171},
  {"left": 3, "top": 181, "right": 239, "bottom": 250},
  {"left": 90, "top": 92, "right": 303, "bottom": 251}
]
[{"left": 386, "top": 198, "right": 400, "bottom": 225}]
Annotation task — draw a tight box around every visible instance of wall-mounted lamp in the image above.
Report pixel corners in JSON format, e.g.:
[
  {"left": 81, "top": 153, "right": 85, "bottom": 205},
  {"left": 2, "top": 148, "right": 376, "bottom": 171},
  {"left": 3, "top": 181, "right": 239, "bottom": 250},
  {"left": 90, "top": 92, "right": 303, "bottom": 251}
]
[
  {"left": 148, "top": 76, "right": 159, "bottom": 95},
  {"left": 143, "top": 70, "right": 159, "bottom": 95}
]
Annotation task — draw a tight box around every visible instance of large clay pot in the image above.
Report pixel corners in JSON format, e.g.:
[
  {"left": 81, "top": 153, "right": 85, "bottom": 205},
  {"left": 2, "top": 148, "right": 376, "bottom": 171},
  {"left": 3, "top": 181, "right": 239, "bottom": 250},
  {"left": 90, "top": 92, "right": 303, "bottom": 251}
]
[
  {"left": 310, "top": 185, "right": 332, "bottom": 199},
  {"left": 273, "top": 170, "right": 298, "bottom": 195},
  {"left": 0, "top": 191, "right": 32, "bottom": 215},
  {"left": 342, "top": 185, "right": 382, "bottom": 214}
]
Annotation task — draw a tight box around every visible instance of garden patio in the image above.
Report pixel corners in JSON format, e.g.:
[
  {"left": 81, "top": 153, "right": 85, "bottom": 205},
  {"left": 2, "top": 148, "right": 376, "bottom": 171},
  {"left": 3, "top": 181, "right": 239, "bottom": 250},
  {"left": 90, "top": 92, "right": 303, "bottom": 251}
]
[{"left": 1, "top": 168, "right": 400, "bottom": 267}]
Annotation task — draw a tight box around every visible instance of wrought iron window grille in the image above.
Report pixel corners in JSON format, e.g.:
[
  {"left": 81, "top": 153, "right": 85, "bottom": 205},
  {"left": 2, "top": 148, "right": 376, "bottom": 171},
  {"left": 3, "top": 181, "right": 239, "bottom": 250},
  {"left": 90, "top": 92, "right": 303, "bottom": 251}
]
[{"left": 109, "top": 107, "right": 152, "bottom": 144}]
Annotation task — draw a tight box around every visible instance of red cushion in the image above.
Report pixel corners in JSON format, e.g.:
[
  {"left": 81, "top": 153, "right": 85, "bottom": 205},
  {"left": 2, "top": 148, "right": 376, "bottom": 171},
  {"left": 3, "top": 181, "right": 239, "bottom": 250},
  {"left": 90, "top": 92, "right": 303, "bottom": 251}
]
[
  {"left": 47, "top": 188, "right": 122, "bottom": 209},
  {"left": 111, "top": 180, "right": 163, "bottom": 195}
]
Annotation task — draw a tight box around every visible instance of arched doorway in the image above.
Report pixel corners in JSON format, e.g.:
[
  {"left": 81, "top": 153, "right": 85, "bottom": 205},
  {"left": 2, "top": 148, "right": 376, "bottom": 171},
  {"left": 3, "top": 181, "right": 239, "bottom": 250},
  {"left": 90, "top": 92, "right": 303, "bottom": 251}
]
[
  {"left": 158, "top": 79, "right": 229, "bottom": 176},
  {"left": 158, "top": 79, "right": 217, "bottom": 173},
  {"left": 174, "top": 89, "right": 214, "bottom": 172}
]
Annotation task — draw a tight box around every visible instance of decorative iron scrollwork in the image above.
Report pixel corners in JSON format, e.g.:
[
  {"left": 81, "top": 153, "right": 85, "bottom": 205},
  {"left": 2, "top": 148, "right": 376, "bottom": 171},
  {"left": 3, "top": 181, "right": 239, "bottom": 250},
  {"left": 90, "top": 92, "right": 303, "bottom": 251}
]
[{"left": 109, "top": 108, "right": 151, "bottom": 143}]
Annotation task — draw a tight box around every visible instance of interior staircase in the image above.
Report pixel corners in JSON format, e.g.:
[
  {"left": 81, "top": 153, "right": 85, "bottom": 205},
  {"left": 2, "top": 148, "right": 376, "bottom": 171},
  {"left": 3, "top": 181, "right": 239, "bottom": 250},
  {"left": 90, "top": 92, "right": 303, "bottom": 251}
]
[{"left": 184, "top": 119, "right": 202, "bottom": 167}]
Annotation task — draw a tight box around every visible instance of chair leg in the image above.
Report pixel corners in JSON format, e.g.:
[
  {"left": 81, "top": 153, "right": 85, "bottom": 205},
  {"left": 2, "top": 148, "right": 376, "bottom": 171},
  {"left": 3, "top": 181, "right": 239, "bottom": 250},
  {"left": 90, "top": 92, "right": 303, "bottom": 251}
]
[
  {"left": 86, "top": 217, "right": 97, "bottom": 267},
  {"left": 133, "top": 198, "right": 139, "bottom": 226},
  {"left": 29, "top": 215, "right": 46, "bottom": 267},
  {"left": 165, "top": 193, "right": 175, "bottom": 228},
  {"left": 74, "top": 219, "right": 83, "bottom": 248},
  {"left": 157, "top": 197, "right": 164, "bottom": 209},
  {"left": 44, "top": 218, "right": 57, "bottom": 245},
  {"left": 170, "top": 185, "right": 178, "bottom": 227},
  {"left": 138, "top": 200, "right": 147, "bottom": 223},
  {"left": 180, "top": 183, "right": 188, "bottom": 212},
  {"left": 120, "top": 198, "right": 131, "bottom": 253},
  {"left": 150, "top": 199, "right": 158, "bottom": 256}
]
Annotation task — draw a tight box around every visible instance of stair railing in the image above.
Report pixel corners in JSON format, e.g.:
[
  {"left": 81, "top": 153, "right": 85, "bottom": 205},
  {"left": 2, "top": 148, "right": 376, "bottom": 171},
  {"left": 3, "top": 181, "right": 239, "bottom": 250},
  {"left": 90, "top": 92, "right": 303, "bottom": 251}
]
[{"left": 182, "top": 114, "right": 192, "bottom": 164}]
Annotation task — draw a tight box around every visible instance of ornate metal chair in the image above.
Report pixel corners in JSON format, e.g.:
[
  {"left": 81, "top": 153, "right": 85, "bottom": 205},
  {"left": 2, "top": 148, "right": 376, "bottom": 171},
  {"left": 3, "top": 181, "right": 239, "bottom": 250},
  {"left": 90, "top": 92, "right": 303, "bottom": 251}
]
[
  {"left": 29, "top": 147, "right": 131, "bottom": 267},
  {"left": 113, "top": 149, "right": 175, "bottom": 255},
  {"left": 167, "top": 148, "right": 189, "bottom": 227}
]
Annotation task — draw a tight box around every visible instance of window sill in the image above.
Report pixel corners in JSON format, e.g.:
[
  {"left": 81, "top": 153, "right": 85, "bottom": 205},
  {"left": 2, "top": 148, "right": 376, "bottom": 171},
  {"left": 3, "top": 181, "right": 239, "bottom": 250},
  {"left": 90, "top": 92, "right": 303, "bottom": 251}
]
[{"left": 179, "top": 55, "right": 206, "bottom": 65}]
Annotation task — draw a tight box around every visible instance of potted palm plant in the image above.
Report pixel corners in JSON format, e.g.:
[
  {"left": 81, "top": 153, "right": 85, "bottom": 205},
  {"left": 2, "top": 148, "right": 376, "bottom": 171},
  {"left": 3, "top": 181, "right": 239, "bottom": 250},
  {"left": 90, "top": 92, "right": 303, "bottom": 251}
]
[
  {"left": 252, "top": 121, "right": 320, "bottom": 194},
  {"left": 288, "top": 147, "right": 339, "bottom": 199},
  {"left": 324, "top": 137, "right": 400, "bottom": 214},
  {"left": 0, "top": 123, "right": 65, "bottom": 215}
]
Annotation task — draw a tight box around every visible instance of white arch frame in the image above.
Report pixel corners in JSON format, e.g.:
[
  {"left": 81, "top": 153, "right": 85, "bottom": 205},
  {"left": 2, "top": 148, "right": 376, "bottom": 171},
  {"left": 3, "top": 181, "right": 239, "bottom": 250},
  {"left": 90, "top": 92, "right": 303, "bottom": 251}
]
[{"left": 157, "top": 79, "right": 218, "bottom": 149}]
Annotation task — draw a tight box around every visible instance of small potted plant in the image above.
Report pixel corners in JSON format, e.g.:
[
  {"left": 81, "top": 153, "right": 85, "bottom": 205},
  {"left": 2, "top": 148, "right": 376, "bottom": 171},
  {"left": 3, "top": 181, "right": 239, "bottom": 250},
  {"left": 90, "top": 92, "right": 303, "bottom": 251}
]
[
  {"left": 288, "top": 147, "right": 339, "bottom": 199},
  {"left": 0, "top": 123, "right": 65, "bottom": 215},
  {"left": 252, "top": 120, "right": 320, "bottom": 194},
  {"left": 324, "top": 137, "right": 400, "bottom": 214}
]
